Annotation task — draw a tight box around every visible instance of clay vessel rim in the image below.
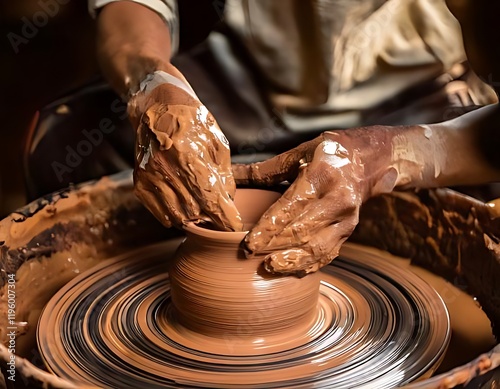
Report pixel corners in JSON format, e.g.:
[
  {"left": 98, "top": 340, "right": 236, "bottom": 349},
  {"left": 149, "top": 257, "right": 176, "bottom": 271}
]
[{"left": 183, "top": 222, "right": 248, "bottom": 241}]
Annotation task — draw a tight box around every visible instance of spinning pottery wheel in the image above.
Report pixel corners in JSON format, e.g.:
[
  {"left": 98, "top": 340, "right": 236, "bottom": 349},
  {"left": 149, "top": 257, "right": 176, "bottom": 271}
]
[
  {"left": 0, "top": 171, "right": 499, "bottom": 388},
  {"left": 36, "top": 242, "right": 450, "bottom": 388}
]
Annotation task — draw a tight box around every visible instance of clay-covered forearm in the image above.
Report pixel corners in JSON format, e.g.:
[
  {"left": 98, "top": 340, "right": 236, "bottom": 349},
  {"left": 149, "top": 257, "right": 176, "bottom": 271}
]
[
  {"left": 385, "top": 104, "right": 500, "bottom": 190},
  {"left": 96, "top": 1, "right": 181, "bottom": 98}
]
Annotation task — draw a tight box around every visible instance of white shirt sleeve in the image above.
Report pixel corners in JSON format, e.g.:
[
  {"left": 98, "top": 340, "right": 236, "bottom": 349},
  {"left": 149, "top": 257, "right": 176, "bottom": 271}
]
[{"left": 88, "top": 0, "right": 179, "bottom": 54}]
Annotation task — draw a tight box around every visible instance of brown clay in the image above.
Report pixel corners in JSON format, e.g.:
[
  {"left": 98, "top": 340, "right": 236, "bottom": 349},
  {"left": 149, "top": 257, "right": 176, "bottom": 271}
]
[
  {"left": 2, "top": 173, "right": 497, "bottom": 388},
  {"left": 169, "top": 189, "right": 322, "bottom": 353}
]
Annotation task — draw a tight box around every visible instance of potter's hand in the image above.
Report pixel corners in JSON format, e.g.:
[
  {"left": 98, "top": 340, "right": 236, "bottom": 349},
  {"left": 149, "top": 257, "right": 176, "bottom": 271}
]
[
  {"left": 129, "top": 70, "right": 243, "bottom": 231},
  {"left": 233, "top": 129, "right": 402, "bottom": 276}
]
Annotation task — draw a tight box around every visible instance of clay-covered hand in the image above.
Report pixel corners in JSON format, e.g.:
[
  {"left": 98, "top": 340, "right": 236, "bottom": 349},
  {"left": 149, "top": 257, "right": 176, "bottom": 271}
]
[
  {"left": 233, "top": 129, "right": 400, "bottom": 276},
  {"left": 129, "top": 70, "right": 243, "bottom": 231}
]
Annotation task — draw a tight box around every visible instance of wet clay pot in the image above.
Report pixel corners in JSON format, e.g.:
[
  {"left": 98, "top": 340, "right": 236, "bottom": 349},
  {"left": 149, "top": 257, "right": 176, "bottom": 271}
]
[{"left": 169, "top": 189, "right": 321, "bottom": 344}]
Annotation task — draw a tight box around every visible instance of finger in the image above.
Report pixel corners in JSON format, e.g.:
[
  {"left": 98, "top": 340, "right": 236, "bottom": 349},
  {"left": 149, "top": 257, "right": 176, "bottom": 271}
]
[
  {"left": 187, "top": 161, "right": 242, "bottom": 231},
  {"left": 232, "top": 136, "right": 323, "bottom": 186},
  {"left": 253, "top": 137, "right": 363, "bottom": 251},
  {"left": 153, "top": 153, "right": 204, "bottom": 218},
  {"left": 134, "top": 169, "right": 185, "bottom": 228},
  {"left": 258, "top": 195, "right": 358, "bottom": 251},
  {"left": 137, "top": 121, "right": 203, "bottom": 223},
  {"left": 244, "top": 166, "right": 317, "bottom": 253},
  {"left": 171, "top": 107, "right": 242, "bottom": 231},
  {"left": 263, "top": 213, "right": 359, "bottom": 276},
  {"left": 243, "top": 149, "right": 343, "bottom": 253}
]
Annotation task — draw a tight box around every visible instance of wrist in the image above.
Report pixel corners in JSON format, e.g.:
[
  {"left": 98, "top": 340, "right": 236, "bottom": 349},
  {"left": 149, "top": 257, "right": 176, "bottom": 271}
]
[
  {"left": 135, "top": 69, "right": 197, "bottom": 101},
  {"left": 127, "top": 70, "right": 202, "bottom": 130},
  {"left": 330, "top": 125, "right": 437, "bottom": 199},
  {"left": 387, "top": 125, "right": 441, "bottom": 189},
  {"left": 344, "top": 125, "right": 431, "bottom": 193}
]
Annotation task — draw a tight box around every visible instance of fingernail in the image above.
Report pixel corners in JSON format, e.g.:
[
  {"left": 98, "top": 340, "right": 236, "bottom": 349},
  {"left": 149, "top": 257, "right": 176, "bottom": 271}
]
[
  {"left": 243, "top": 234, "right": 260, "bottom": 253},
  {"left": 240, "top": 239, "right": 254, "bottom": 257},
  {"left": 264, "top": 252, "right": 292, "bottom": 273}
]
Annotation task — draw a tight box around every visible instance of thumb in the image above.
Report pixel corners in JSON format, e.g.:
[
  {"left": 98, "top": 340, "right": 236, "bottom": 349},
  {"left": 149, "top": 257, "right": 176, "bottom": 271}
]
[{"left": 232, "top": 136, "right": 323, "bottom": 186}]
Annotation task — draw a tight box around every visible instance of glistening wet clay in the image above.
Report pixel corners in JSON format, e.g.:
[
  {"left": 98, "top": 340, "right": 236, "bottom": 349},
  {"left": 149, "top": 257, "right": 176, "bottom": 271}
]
[{"left": 168, "top": 189, "right": 322, "bottom": 353}]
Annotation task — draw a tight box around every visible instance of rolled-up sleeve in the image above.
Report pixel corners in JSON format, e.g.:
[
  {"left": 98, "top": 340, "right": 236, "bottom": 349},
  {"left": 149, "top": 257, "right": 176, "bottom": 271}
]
[{"left": 88, "top": 0, "right": 179, "bottom": 54}]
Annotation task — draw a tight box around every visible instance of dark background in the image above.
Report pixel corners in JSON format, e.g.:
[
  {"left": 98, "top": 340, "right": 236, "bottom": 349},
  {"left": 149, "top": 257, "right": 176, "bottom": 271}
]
[{"left": 0, "top": 0, "right": 98, "bottom": 215}]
